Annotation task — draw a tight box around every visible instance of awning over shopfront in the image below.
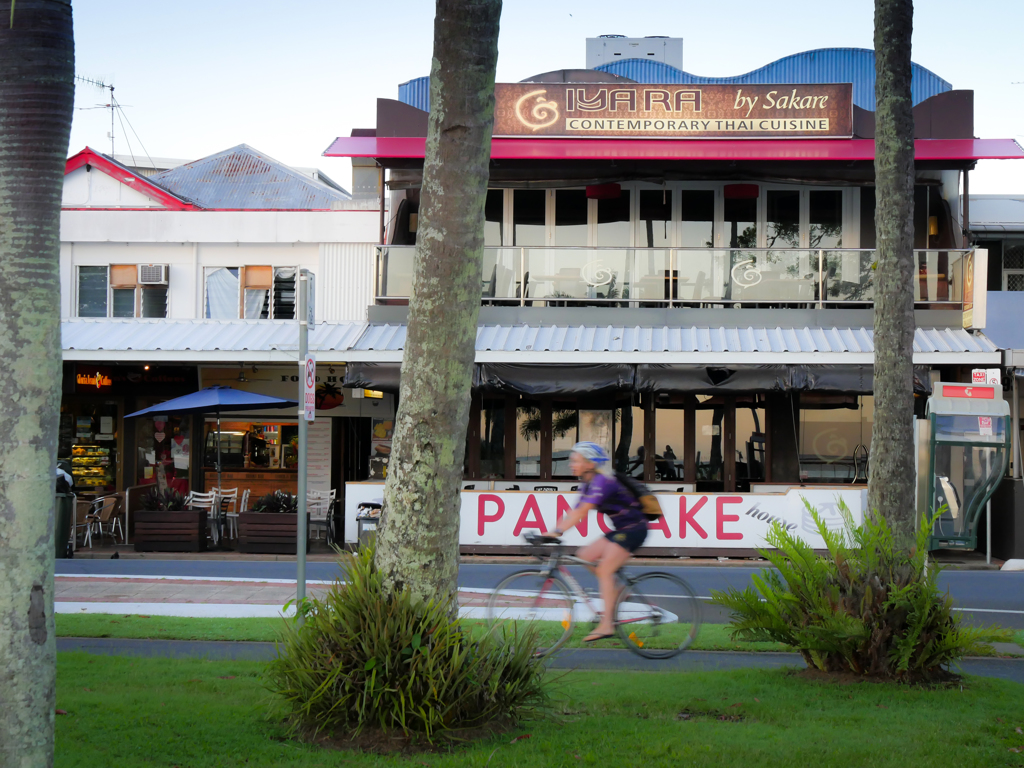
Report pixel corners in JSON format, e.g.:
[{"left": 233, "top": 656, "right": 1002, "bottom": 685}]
[
  {"left": 324, "top": 136, "right": 1024, "bottom": 163},
  {"left": 61, "top": 318, "right": 367, "bottom": 363},
  {"left": 62, "top": 319, "right": 1001, "bottom": 367}
]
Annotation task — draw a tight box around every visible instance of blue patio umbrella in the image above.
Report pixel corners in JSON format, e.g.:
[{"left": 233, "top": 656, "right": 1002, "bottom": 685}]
[{"left": 125, "top": 385, "right": 298, "bottom": 489}]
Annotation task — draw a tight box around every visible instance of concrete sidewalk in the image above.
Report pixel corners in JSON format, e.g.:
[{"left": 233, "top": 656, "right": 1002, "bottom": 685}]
[{"left": 55, "top": 574, "right": 492, "bottom": 618}]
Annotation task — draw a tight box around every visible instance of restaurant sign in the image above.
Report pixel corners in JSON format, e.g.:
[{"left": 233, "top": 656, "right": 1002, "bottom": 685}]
[
  {"left": 493, "top": 82, "right": 853, "bottom": 139},
  {"left": 344, "top": 485, "right": 867, "bottom": 550}
]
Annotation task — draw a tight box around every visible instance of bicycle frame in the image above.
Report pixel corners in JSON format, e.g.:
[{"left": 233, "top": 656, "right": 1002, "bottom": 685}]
[{"left": 528, "top": 546, "right": 649, "bottom": 627}]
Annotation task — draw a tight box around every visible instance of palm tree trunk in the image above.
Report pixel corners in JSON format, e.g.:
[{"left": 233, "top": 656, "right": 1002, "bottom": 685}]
[
  {"left": 0, "top": 2, "right": 74, "bottom": 765},
  {"left": 869, "top": 0, "right": 917, "bottom": 543},
  {"left": 374, "top": 0, "right": 501, "bottom": 605}
]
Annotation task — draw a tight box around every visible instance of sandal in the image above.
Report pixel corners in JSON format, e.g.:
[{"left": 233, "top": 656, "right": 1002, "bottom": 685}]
[{"left": 583, "top": 631, "right": 615, "bottom": 643}]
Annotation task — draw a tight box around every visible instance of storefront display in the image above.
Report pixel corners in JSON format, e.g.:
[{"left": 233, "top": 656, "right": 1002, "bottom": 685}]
[{"left": 59, "top": 399, "right": 121, "bottom": 498}]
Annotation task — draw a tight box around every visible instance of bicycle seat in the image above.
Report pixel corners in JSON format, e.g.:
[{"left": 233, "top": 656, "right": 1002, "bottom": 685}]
[{"left": 523, "top": 531, "right": 561, "bottom": 545}]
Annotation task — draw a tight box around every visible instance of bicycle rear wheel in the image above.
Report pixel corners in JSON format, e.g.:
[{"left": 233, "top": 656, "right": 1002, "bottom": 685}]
[
  {"left": 486, "top": 569, "right": 575, "bottom": 656},
  {"left": 614, "top": 571, "right": 701, "bottom": 659}
]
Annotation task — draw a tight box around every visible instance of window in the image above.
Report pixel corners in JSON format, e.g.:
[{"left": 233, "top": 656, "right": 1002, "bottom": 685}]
[
  {"left": 614, "top": 405, "right": 645, "bottom": 476},
  {"left": 765, "top": 190, "right": 800, "bottom": 249},
  {"left": 478, "top": 398, "right": 506, "bottom": 479},
  {"left": 205, "top": 267, "right": 239, "bottom": 319},
  {"left": 1004, "top": 242, "right": 1024, "bottom": 291},
  {"left": 695, "top": 396, "right": 726, "bottom": 486},
  {"left": 204, "top": 266, "right": 310, "bottom": 319},
  {"left": 655, "top": 407, "right": 685, "bottom": 481},
  {"left": 735, "top": 400, "right": 766, "bottom": 490},
  {"left": 484, "top": 189, "right": 504, "bottom": 247},
  {"left": 554, "top": 190, "right": 588, "bottom": 246},
  {"left": 513, "top": 190, "right": 546, "bottom": 246},
  {"left": 596, "top": 190, "right": 631, "bottom": 247},
  {"left": 77, "top": 266, "right": 108, "bottom": 317},
  {"left": 798, "top": 395, "right": 873, "bottom": 482},
  {"left": 516, "top": 403, "right": 542, "bottom": 477},
  {"left": 638, "top": 190, "right": 672, "bottom": 248},
  {"left": 725, "top": 196, "right": 758, "bottom": 249},
  {"left": 809, "top": 190, "right": 843, "bottom": 249},
  {"left": 680, "top": 190, "right": 715, "bottom": 248},
  {"left": 77, "top": 265, "right": 167, "bottom": 318}
]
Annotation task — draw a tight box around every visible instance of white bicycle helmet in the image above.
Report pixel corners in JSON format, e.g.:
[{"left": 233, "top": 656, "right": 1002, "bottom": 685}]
[{"left": 571, "top": 441, "right": 613, "bottom": 476}]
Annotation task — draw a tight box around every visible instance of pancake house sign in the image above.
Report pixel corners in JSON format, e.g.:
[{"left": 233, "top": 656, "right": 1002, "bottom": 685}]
[{"left": 493, "top": 82, "right": 853, "bottom": 139}]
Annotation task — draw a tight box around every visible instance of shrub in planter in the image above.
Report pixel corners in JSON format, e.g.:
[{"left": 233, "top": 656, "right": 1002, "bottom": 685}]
[
  {"left": 265, "top": 548, "right": 548, "bottom": 742},
  {"left": 140, "top": 488, "right": 187, "bottom": 512},
  {"left": 711, "top": 500, "right": 1009, "bottom": 681},
  {"left": 251, "top": 491, "right": 298, "bottom": 514}
]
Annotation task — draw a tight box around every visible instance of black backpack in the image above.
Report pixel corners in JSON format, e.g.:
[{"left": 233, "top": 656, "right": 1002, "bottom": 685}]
[{"left": 615, "top": 472, "right": 664, "bottom": 521}]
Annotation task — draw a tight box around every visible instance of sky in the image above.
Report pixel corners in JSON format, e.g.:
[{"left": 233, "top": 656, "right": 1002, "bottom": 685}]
[{"left": 68, "top": 0, "right": 1024, "bottom": 194}]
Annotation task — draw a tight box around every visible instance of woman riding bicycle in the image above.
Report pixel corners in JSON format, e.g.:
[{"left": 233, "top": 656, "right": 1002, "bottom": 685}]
[{"left": 544, "top": 441, "right": 648, "bottom": 642}]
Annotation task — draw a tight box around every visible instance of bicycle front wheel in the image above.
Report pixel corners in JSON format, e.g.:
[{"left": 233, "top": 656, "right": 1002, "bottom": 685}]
[
  {"left": 615, "top": 571, "right": 702, "bottom": 659},
  {"left": 486, "top": 570, "right": 575, "bottom": 657}
]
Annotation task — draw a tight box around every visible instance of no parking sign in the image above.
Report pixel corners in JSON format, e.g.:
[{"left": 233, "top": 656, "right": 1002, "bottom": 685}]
[{"left": 303, "top": 355, "right": 316, "bottom": 421}]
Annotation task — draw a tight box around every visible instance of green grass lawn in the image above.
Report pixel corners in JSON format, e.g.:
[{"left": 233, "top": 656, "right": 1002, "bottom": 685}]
[
  {"left": 55, "top": 613, "right": 1024, "bottom": 653},
  {"left": 55, "top": 651, "right": 1024, "bottom": 768},
  {"left": 55, "top": 613, "right": 791, "bottom": 652}
]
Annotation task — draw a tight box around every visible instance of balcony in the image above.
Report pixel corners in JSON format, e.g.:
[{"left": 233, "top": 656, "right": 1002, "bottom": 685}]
[{"left": 375, "top": 246, "right": 970, "bottom": 308}]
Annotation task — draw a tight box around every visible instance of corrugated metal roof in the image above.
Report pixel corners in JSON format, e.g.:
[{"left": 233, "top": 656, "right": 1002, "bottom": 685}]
[
  {"left": 61, "top": 320, "right": 1000, "bottom": 364},
  {"left": 398, "top": 76, "right": 431, "bottom": 112},
  {"left": 62, "top": 319, "right": 366, "bottom": 359},
  {"left": 149, "top": 145, "right": 351, "bottom": 210},
  {"left": 398, "top": 48, "right": 951, "bottom": 113},
  {"left": 352, "top": 324, "right": 997, "bottom": 355},
  {"left": 595, "top": 49, "right": 950, "bottom": 110}
]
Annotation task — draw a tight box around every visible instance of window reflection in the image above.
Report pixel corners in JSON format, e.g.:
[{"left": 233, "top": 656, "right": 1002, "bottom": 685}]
[
  {"left": 516, "top": 403, "right": 542, "bottom": 477},
  {"left": 736, "top": 401, "right": 767, "bottom": 491},
  {"left": 810, "top": 190, "right": 843, "bottom": 248},
  {"left": 479, "top": 399, "right": 506, "bottom": 479},
  {"left": 554, "top": 190, "right": 588, "bottom": 246},
  {"left": 596, "top": 190, "right": 631, "bottom": 247},
  {"left": 695, "top": 396, "right": 725, "bottom": 489},
  {"left": 513, "top": 190, "right": 546, "bottom": 246},
  {"left": 484, "top": 189, "right": 504, "bottom": 247},
  {"left": 639, "top": 190, "right": 672, "bottom": 248},
  {"left": 724, "top": 197, "right": 757, "bottom": 249},
  {"left": 680, "top": 190, "right": 714, "bottom": 248},
  {"left": 766, "top": 190, "right": 800, "bottom": 249},
  {"left": 798, "top": 394, "right": 873, "bottom": 482}
]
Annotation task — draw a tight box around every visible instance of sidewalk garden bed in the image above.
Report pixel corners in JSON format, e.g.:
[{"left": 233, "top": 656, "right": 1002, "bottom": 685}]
[
  {"left": 133, "top": 510, "right": 207, "bottom": 552},
  {"left": 237, "top": 492, "right": 309, "bottom": 554}
]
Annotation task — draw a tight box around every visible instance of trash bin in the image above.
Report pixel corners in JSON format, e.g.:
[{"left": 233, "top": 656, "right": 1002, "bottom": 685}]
[
  {"left": 355, "top": 500, "right": 382, "bottom": 550},
  {"left": 357, "top": 517, "right": 378, "bottom": 550},
  {"left": 54, "top": 493, "right": 74, "bottom": 559}
]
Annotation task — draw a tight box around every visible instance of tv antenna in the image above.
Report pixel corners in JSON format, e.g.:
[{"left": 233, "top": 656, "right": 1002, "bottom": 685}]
[{"left": 74, "top": 75, "right": 155, "bottom": 170}]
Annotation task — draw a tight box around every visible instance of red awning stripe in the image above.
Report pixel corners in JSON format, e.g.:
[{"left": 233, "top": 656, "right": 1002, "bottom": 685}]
[{"left": 323, "top": 136, "right": 1024, "bottom": 163}]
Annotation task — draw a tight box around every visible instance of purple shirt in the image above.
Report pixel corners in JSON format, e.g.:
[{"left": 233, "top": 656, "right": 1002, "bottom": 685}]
[{"left": 579, "top": 473, "right": 647, "bottom": 531}]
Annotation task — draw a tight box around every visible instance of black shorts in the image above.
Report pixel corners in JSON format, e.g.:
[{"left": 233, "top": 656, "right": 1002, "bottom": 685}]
[{"left": 605, "top": 526, "right": 647, "bottom": 553}]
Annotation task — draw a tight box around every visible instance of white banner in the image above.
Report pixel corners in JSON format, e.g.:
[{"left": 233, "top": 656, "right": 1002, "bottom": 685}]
[{"left": 344, "top": 484, "right": 866, "bottom": 550}]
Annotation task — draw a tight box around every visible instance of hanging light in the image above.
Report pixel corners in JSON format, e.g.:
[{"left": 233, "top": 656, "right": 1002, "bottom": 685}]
[{"left": 237, "top": 363, "right": 248, "bottom": 383}]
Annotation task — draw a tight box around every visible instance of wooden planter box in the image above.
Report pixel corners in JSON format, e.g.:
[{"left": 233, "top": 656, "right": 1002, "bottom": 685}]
[
  {"left": 134, "top": 510, "right": 207, "bottom": 552},
  {"left": 237, "top": 512, "right": 309, "bottom": 554}
]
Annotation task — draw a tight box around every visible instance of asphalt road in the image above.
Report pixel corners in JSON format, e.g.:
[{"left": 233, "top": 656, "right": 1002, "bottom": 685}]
[
  {"left": 56, "top": 558, "right": 1024, "bottom": 628},
  {"left": 55, "top": 637, "right": 1024, "bottom": 684}
]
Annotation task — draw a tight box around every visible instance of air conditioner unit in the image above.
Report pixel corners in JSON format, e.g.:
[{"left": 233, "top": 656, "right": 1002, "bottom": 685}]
[{"left": 137, "top": 264, "right": 169, "bottom": 285}]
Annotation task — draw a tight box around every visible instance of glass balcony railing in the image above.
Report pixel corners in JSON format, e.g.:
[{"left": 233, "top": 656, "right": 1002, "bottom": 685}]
[{"left": 375, "top": 246, "right": 970, "bottom": 308}]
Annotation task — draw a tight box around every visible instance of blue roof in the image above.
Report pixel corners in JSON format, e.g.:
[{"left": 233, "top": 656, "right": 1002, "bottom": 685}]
[{"left": 398, "top": 47, "right": 951, "bottom": 113}]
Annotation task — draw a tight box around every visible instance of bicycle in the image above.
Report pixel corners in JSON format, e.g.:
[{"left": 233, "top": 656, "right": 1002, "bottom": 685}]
[{"left": 486, "top": 532, "right": 702, "bottom": 659}]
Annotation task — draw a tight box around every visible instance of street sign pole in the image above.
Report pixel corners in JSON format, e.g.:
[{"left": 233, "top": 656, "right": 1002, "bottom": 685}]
[{"left": 296, "top": 269, "right": 312, "bottom": 611}]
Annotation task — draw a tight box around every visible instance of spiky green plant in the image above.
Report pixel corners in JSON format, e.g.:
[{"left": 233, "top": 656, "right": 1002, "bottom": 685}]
[
  {"left": 711, "top": 499, "right": 1009, "bottom": 681},
  {"left": 265, "top": 548, "right": 548, "bottom": 741}
]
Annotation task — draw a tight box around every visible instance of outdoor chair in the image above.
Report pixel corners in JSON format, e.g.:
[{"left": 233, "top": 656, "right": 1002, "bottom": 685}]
[
  {"left": 212, "top": 487, "right": 239, "bottom": 538},
  {"left": 186, "top": 490, "right": 221, "bottom": 546},
  {"left": 307, "top": 489, "right": 336, "bottom": 541},
  {"left": 74, "top": 498, "right": 95, "bottom": 549},
  {"left": 226, "top": 488, "right": 249, "bottom": 540},
  {"left": 84, "top": 494, "right": 123, "bottom": 546}
]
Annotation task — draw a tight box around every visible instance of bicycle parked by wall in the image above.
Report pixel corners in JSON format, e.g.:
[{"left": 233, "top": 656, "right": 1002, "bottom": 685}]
[{"left": 486, "top": 532, "right": 702, "bottom": 659}]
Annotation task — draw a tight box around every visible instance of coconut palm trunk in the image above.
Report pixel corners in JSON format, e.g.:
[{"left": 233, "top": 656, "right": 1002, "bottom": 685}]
[
  {"left": 0, "top": 2, "right": 75, "bottom": 765},
  {"left": 869, "top": 0, "right": 917, "bottom": 543},
  {"left": 374, "top": 0, "right": 501, "bottom": 604}
]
